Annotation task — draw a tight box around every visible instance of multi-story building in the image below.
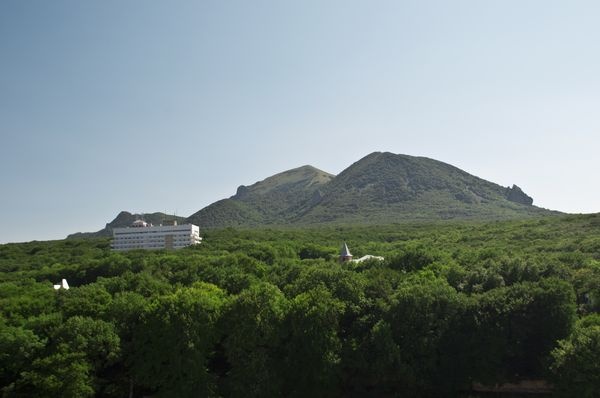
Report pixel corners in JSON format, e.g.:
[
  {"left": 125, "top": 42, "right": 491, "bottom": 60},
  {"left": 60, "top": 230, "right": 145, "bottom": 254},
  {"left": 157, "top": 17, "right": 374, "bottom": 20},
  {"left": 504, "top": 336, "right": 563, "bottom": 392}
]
[{"left": 112, "top": 220, "right": 202, "bottom": 251}]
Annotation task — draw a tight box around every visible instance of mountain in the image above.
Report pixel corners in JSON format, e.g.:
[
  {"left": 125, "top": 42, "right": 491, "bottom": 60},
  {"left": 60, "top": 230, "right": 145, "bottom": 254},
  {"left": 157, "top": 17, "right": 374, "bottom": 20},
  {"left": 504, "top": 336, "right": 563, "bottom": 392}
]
[
  {"left": 186, "top": 152, "right": 556, "bottom": 227},
  {"left": 69, "top": 152, "right": 559, "bottom": 237},
  {"left": 186, "top": 165, "right": 334, "bottom": 228},
  {"left": 67, "top": 211, "right": 185, "bottom": 239},
  {"left": 298, "top": 152, "right": 548, "bottom": 224}
]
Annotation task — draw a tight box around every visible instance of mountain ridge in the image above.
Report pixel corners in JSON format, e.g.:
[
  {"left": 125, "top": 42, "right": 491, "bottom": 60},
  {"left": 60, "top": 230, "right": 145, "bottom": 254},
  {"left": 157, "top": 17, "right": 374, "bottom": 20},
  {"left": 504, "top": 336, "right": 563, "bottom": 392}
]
[
  {"left": 186, "top": 165, "right": 335, "bottom": 228},
  {"left": 68, "top": 152, "right": 560, "bottom": 237},
  {"left": 67, "top": 212, "right": 186, "bottom": 239},
  {"left": 296, "top": 152, "right": 550, "bottom": 224}
]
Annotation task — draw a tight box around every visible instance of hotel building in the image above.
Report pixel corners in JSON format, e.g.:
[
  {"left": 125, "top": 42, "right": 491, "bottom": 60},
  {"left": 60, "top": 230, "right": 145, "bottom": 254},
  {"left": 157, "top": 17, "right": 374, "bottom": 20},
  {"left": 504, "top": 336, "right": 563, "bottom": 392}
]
[{"left": 112, "top": 220, "right": 202, "bottom": 251}]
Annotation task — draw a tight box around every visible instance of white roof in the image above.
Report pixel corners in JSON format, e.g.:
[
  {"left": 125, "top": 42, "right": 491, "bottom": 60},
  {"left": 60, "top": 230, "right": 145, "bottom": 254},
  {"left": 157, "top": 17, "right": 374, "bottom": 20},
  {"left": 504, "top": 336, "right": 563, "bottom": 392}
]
[{"left": 353, "top": 255, "right": 385, "bottom": 263}]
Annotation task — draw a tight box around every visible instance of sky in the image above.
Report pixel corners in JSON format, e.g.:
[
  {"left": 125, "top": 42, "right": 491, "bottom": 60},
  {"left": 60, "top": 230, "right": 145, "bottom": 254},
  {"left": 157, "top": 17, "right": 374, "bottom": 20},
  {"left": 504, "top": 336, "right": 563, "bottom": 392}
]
[{"left": 1, "top": 0, "right": 599, "bottom": 243}]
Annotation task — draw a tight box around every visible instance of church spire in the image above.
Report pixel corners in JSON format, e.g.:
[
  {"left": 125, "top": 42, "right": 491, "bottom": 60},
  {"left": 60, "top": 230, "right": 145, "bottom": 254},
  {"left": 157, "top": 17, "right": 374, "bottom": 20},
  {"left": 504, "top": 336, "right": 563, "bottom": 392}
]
[{"left": 339, "top": 242, "right": 353, "bottom": 262}]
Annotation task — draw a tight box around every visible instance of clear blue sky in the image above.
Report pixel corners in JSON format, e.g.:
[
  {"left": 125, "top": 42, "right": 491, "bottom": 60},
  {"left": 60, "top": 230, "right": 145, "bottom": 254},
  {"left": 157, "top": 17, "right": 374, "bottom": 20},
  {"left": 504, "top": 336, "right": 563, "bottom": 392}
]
[{"left": 1, "top": 0, "right": 599, "bottom": 243}]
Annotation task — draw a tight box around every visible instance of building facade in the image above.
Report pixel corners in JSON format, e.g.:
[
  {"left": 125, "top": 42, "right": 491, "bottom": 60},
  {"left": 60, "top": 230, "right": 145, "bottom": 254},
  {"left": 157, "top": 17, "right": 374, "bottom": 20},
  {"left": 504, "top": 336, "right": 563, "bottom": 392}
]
[
  {"left": 339, "top": 242, "right": 384, "bottom": 263},
  {"left": 112, "top": 220, "right": 202, "bottom": 251}
]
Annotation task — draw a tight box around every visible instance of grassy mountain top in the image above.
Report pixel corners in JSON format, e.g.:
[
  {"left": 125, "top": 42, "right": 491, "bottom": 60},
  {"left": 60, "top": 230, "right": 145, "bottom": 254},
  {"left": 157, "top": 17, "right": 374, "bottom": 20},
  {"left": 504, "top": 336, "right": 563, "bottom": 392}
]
[
  {"left": 233, "top": 165, "right": 334, "bottom": 198},
  {"left": 186, "top": 165, "right": 334, "bottom": 228},
  {"left": 320, "top": 152, "right": 523, "bottom": 204},
  {"left": 299, "top": 152, "right": 553, "bottom": 224}
]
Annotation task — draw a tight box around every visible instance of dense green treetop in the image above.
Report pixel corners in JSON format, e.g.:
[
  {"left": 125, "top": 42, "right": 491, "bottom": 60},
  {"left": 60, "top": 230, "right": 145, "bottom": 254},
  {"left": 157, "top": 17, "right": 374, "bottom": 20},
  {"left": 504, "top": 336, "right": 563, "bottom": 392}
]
[{"left": 1, "top": 213, "right": 599, "bottom": 396}]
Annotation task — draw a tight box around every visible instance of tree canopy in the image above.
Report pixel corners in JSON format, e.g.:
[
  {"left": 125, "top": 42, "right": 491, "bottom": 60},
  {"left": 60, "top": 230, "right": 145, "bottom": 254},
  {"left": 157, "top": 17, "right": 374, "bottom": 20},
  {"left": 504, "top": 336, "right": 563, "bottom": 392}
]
[{"left": 1, "top": 214, "right": 599, "bottom": 396}]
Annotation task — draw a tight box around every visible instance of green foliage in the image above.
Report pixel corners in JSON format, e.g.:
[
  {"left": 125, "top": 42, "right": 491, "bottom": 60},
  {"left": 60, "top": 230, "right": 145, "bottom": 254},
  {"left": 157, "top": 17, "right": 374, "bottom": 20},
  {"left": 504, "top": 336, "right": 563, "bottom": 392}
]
[
  {"left": 282, "top": 286, "right": 344, "bottom": 397},
  {"left": 0, "top": 324, "right": 45, "bottom": 389},
  {"left": 384, "top": 276, "right": 468, "bottom": 395},
  {"left": 15, "top": 349, "right": 94, "bottom": 398},
  {"left": 2, "top": 214, "right": 600, "bottom": 396},
  {"left": 221, "top": 282, "right": 289, "bottom": 397},
  {"left": 469, "top": 279, "right": 576, "bottom": 383},
  {"left": 550, "top": 315, "right": 600, "bottom": 397},
  {"left": 132, "top": 283, "right": 227, "bottom": 397},
  {"left": 298, "top": 243, "right": 333, "bottom": 260},
  {"left": 60, "top": 284, "right": 113, "bottom": 318},
  {"left": 53, "top": 316, "right": 120, "bottom": 370},
  {"left": 386, "top": 244, "right": 440, "bottom": 272}
]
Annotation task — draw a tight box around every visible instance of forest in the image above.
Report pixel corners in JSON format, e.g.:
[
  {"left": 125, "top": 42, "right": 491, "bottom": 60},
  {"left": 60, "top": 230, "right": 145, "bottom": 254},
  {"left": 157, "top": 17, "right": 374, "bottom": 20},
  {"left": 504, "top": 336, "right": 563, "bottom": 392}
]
[{"left": 1, "top": 214, "right": 599, "bottom": 397}]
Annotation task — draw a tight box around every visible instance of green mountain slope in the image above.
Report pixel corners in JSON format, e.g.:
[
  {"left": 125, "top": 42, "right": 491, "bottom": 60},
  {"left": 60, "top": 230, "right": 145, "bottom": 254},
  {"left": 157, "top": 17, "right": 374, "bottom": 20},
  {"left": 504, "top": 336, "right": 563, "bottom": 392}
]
[
  {"left": 186, "top": 165, "right": 334, "bottom": 227},
  {"left": 67, "top": 211, "right": 185, "bottom": 239},
  {"left": 299, "top": 152, "right": 549, "bottom": 224},
  {"left": 188, "top": 152, "right": 557, "bottom": 227}
]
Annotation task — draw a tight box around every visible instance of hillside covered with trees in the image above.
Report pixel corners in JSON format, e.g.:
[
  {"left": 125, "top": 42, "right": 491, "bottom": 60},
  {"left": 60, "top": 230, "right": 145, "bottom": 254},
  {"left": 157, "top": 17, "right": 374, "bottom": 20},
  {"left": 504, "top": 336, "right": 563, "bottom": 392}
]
[{"left": 2, "top": 214, "right": 600, "bottom": 397}]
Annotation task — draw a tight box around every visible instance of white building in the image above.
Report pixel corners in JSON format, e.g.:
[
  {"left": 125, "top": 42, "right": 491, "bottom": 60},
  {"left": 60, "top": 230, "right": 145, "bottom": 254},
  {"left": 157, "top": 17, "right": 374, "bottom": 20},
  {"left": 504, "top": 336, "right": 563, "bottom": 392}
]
[
  {"left": 353, "top": 254, "right": 385, "bottom": 263},
  {"left": 53, "top": 278, "right": 70, "bottom": 290},
  {"left": 112, "top": 220, "right": 202, "bottom": 251},
  {"left": 339, "top": 242, "right": 384, "bottom": 263}
]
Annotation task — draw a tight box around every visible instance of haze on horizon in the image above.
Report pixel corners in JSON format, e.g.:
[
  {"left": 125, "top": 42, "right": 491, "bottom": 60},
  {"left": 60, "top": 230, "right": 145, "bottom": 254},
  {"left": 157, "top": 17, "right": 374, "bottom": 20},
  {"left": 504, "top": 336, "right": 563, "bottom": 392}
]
[{"left": 1, "top": 0, "right": 599, "bottom": 243}]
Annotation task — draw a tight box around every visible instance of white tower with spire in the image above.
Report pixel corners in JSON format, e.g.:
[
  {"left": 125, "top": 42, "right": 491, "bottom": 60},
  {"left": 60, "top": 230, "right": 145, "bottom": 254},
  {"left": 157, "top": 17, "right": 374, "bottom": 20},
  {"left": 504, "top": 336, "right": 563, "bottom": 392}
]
[{"left": 339, "top": 242, "right": 353, "bottom": 262}]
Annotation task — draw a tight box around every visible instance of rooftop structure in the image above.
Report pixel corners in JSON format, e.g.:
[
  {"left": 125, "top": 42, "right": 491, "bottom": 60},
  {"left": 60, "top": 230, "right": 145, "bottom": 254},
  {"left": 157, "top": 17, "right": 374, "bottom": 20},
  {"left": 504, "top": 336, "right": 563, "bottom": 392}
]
[
  {"left": 339, "top": 242, "right": 353, "bottom": 262},
  {"left": 353, "top": 254, "right": 385, "bottom": 263},
  {"left": 132, "top": 219, "right": 150, "bottom": 228},
  {"left": 112, "top": 220, "right": 202, "bottom": 251},
  {"left": 339, "top": 242, "right": 384, "bottom": 263}
]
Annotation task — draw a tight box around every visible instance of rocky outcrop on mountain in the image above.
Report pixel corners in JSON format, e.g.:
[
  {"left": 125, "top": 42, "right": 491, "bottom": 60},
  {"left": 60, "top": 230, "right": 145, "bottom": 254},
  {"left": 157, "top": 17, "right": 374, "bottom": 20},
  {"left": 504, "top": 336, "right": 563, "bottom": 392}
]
[{"left": 505, "top": 185, "right": 534, "bottom": 206}]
